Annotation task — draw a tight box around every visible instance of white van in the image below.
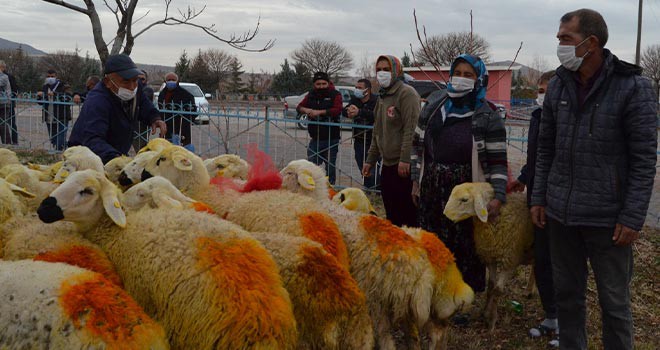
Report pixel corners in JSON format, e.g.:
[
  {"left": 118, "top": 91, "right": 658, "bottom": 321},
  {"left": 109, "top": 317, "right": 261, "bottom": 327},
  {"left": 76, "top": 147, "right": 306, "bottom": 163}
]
[{"left": 156, "top": 82, "right": 212, "bottom": 124}]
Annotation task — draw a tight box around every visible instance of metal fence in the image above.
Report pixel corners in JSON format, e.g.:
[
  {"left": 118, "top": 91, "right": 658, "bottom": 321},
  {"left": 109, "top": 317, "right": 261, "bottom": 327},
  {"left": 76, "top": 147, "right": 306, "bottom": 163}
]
[{"left": 2, "top": 96, "right": 659, "bottom": 228}]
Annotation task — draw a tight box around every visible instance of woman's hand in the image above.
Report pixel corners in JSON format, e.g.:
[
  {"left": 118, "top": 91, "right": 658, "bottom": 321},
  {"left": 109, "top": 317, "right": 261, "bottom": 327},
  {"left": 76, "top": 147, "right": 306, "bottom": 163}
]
[{"left": 486, "top": 199, "right": 502, "bottom": 222}]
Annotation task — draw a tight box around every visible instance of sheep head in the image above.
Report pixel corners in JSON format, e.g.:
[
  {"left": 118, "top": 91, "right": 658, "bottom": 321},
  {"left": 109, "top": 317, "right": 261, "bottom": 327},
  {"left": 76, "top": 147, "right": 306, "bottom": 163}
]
[
  {"left": 443, "top": 182, "right": 495, "bottom": 223},
  {"left": 204, "top": 154, "right": 249, "bottom": 180},
  {"left": 54, "top": 147, "right": 104, "bottom": 183},
  {"left": 117, "top": 151, "right": 157, "bottom": 187},
  {"left": 332, "top": 188, "right": 377, "bottom": 215},
  {"left": 29, "top": 161, "right": 63, "bottom": 181},
  {"left": 141, "top": 145, "right": 209, "bottom": 195},
  {"left": 38, "top": 169, "right": 126, "bottom": 229},
  {"left": 138, "top": 138, "right": 172, "bottom": 154},
  {"left": 280, "top": 159, "right": 329, "bottom": 200},
  {"left": 104, "top": 156, "right": 133, "bottom": 185},
  {"left": 0, "top": 148, "right": 20, "bottom": 169},
  {"left": 122, "top": 176, "right": 198, "bottom": 211}
]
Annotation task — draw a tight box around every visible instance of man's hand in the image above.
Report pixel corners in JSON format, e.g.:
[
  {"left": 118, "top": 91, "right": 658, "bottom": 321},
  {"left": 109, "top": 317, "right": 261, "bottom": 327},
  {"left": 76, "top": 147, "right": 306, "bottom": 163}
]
[
  {"left": 347, "top": 105, "right": 359, "bottom": 118},
  {"left": 308, "top": 110, "right": 321, "bottom": 119},
  {"left": 510, "top": 179, "right": 526, "bottom": 192},
  {"left": 151, "top": 120, "right": 167, "bottom": 137},
  {"left": 487, "top": 199, "right": 502, "bottom": 222},
  {"left": 36, "top": 91, "right": 43, "bottom": 98},
  {"left": 612, "top": 224, "right": 640, "bottom": 246},
  {"left": 412, "top": 181, "right": 420, "bottom": 207},
  {"left": 73, "top": 94, "right": 81, "bottom": 104},
  {"left": 47, "top": 90, "right": 54, "bottom": 97},
  {"left": 530, "top": 206, "right": 546, "bottom": 228},
  {"left": 397, "top": 162, "right": 410, "bottom": 178},
  {"left": 362, "top": 163, "right": 372, "bottom": 178}
]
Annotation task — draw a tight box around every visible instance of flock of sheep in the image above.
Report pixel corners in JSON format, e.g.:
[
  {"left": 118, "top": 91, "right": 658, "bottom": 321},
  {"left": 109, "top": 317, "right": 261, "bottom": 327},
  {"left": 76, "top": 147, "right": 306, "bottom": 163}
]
[{"left": 0, "top": 140, "right": 534, "bottom": 350}]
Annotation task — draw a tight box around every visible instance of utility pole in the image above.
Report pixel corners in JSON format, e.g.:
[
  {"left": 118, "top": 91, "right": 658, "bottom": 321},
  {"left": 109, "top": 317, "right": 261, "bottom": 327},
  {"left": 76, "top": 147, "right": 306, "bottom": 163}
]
[{"left": 635, "top": 0, "right": 643, "bottom": 65}]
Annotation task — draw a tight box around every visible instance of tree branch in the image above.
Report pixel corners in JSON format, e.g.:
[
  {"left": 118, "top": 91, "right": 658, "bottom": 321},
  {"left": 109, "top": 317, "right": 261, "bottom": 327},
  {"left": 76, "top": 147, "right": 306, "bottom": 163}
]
[
  {"left": 42, "top": 0, "right": 90, "bottom": 15},
  {"left": 469, "top": 10, "right": 474, "bottom": 53},
  {"left": 103, "top": 0, "right": 121, "bottom": 26},
  {"left": 409, "top": 43, "right": 447, "bottom": 87},
  {"left": 487, "top": 41, "right": 524, "bottom": 90},
  {"left": 413, "top": 9, "right": 444, "bottom": 77}
]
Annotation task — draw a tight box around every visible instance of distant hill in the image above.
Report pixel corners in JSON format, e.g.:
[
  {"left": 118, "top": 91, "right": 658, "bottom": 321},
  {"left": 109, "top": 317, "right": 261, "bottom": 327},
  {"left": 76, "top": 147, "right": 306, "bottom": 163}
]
[{"left": 0, "top": 37, "right": 47, "bottom": 56}]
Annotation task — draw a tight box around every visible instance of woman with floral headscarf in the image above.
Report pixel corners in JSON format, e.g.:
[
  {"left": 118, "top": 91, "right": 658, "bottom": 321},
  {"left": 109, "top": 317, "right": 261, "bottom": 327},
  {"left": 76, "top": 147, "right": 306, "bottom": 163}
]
[{"left": 410, "top": 54, "right": 508, "bottom": 299}]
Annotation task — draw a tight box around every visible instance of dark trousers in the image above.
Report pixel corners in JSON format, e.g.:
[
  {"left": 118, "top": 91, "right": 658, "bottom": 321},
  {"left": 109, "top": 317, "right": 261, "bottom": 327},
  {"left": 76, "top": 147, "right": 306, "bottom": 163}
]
[
  {"left": 0, "top": 104, "right": 11, "bottom": 144},
  {"left": 307, "top": 138, "right": 340, "bottom": 184},
  {"left": 47, "top": 120, "right": 68, "bottom": 151},
  {"left": 533, "top": 225, "right": 557, "bottom": 319},
  {"left": 547, "top": 218, "right": 633, "bottom": 350},
  {"left": 380, "top": 164, "right": 417, "bottom": 227},
  {"left": 353, "top": 138, "right": 379, "bottom": 190}
]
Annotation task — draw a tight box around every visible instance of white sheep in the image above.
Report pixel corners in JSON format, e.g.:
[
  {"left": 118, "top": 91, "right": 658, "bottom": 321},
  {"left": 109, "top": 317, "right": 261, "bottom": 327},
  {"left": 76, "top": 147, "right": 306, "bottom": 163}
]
[
  {"left": 27, "top": 161, "right": 63, "bottom": 182},
  {"left": 138, "top": 138, "right": 172, "bottom": 154},
  {"left": 0, "top": 177, "right": 33, "bottom": 224},
  {"left": 117, "top": 151, "right": 158, "bottom": 187},
  {"left": 0, "top": 260, "right": 168, "bottom": 349},
  {"left": 332, "top": 187, "right": 377, "bottom": 215},
  {"left": 443, "top": 182, "right": 534, "bottom": 331},
  {"left": 0, "top": 148, "right": 20, "bottom": 169},
  {"left": 204, "top": 154, "right": 249, "bottom": 180},
  {"left": 38, "top": 170, "right": 299, "bottom": 350},
  {"left": 2, "top": 164, "right": 58, "bottom": 211},
  {"left": 123, "top": 177, "right": 374, "bottom": 349},
  {"left": 104, "top": 155, "right": 133, "bottom": 185},
  {"left": 53, "top": 146, "right": 104, "bottom": 183}
]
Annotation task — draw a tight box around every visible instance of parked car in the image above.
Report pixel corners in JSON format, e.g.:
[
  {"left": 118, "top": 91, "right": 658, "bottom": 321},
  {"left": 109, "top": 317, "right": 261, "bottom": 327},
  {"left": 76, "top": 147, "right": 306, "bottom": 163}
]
[
  {"left": 156, "top": 82, "right": 212, "bottom": 124},
  {"left": 283, "top": 86, "right": 356, "bottom": 129}
]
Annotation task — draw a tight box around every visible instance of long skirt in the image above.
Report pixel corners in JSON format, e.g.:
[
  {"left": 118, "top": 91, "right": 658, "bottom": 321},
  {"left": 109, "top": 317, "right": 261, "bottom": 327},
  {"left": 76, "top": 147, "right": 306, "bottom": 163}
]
[{"left": 418, "top": 162, "right": 486, "bottom": 292}]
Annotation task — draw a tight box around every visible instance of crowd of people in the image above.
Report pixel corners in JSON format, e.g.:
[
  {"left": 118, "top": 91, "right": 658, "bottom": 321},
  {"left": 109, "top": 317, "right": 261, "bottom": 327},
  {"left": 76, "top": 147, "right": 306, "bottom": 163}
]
[{"left": 0, "top": 7, "right": 657, "bottom": 350}]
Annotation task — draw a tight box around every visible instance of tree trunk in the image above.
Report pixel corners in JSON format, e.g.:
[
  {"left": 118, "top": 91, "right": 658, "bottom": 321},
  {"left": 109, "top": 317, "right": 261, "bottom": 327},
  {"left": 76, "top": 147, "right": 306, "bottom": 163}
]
[{"left": 83, "top": 0, "right": 109, "bottom": 65}]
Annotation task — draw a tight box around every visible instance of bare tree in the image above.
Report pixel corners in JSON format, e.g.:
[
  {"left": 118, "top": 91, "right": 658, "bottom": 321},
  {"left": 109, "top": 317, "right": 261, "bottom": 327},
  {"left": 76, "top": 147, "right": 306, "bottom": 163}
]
[
  {"left": 355, "top": 52, "right": 375, "bottom": 81},
  {"left": 200, "top": 48, "right": 234, "bottom": 92},
  {"left": 414, "top": 32, "right": 490, "bottom": 66},
  {"left": 291, "top": 39, "right": 354, "bottom": 79},
  {"left": 41, "top": 0, "right": 275, "bottom": 65},
  {"left": 39, "top": 49, "right": 102, "bottom": 91},
  {"left": 641, "top": 44, "right": 660, "bottom": 99},
  {"left": 523, "top": 54, "right": 551, "bottom": 87}
]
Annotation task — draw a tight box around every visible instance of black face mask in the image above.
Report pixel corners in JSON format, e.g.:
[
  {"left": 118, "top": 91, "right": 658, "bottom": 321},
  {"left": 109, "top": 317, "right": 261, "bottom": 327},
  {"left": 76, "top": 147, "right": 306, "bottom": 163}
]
[{"left": 315, "top": 88, "right": 329, "bottom": 94}]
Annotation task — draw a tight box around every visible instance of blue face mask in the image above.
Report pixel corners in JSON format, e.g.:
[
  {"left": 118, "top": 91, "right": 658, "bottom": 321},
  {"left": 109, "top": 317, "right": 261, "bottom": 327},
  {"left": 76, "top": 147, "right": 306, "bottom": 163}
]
[
  {"left": 354, "top": 88, "right": 366, "bottom": 99},
  {"left": 166, "top": 81, "right": 177, "bottom": 90}
]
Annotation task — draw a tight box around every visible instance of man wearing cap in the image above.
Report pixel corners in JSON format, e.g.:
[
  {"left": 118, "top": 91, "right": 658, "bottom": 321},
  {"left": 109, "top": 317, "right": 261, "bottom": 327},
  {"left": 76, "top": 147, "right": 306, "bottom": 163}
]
[
  {"left": 296, "top": 71, "right": 343, "bottom": 184},
  {"left": 68, "top": 54, "right": 167, "bottom": 163},
  {"left": 362, "top": 55, "right": 420, "bottom": 227}
]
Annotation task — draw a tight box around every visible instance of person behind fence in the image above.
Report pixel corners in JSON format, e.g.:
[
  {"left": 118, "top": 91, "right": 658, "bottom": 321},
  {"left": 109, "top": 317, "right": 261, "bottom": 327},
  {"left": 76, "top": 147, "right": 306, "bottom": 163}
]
[
  {"left": 131, "top": 70, "right": 155, "bottom": 152},
  {"left": 530, "top": 9, "right": 657, "bottom": 350},
  {"left": 72, "top": 76, "right": 101, "bottom": 104},
  {"left": 0, "top": 60, "right": 18, "bottom": 145},
  {"left": 0, "top": 62, "right": 11, "bottom": 144},
  {"left": 510, "top": 70, "right": 559, "bottom": 347},
  {"left": 410, "top": 54, "right": 506, "bottom": 308},
  {"left": 343, "top": 78, "right": 379, "bottom": 190},
  {"left": 37, "top": 69, "right": 73, "bottom": 151},
  {"left": 296, "top": 71, "right": 342, "bottom": 185},
  {"left": 68, "top": 54, "right": 167, "bottom": 163},
  {"left": 362, "top": 55, "right": 420, "bottom": 227},
  {"left": 157, "top": 72, "right": 196, "bottom": 150}
]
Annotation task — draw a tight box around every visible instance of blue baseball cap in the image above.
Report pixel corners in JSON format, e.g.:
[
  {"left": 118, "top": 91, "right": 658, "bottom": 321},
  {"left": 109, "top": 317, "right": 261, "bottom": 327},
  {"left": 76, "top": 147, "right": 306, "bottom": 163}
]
[{"left": 104, "top": 54, "right": 141, "bottom": 79}]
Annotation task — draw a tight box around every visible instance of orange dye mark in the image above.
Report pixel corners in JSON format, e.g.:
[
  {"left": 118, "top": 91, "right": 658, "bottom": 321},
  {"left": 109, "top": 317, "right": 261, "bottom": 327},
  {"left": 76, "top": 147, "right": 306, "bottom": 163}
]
[
  {"left": 299, "top": 212, "right": 350, "bottom": 270},
  {"left": 35, "top": 245, "right": 123, "bottom": 287},
  {"left": 419, "top": 231, "right": 455, "bottom": 274},
  {"left": 196, "top": 237, "right": 296, "bottom": 346},
  {"left": 359, "top": 216, "right": 418, "bottom": 258},
  {"left": 60, "top": 273, "right": 165, "bottom": 350},
  {"left": 191, "top": 201, "right": 215, "bottom": 214},
  {"left": 297, "top": 246, "right": 364, "bottom": 313},
  {"left": 327, "top": 186, "right": 337, "bottom": 199}
]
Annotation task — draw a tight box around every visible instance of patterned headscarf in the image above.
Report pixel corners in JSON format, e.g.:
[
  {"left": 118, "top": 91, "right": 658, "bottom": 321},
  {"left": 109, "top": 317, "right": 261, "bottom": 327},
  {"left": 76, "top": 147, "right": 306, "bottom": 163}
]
[
  {"left": 376, "top": 55, "right": 404, "bottom": 80},
  {"left": 446, "top": 54, "right": 488, "bottom": 114}
]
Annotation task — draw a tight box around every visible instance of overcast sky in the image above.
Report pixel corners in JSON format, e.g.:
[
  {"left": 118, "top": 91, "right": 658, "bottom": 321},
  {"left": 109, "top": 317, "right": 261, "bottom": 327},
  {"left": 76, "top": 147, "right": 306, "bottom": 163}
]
[{"left": 2, "top": 0, "right": 659, "bottom": 75}]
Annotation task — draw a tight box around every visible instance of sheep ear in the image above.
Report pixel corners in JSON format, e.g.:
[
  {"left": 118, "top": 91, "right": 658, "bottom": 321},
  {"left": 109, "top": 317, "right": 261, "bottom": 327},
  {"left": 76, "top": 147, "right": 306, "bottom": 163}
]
[
  {"left": 297, "top": 170, "right": 316, "bottom": 191},
  {"left": 7, "top": 182, "right": 36, "bottom": 198},
  {"left": 473, "top": 188, "right": 489, "bottom": 223},
  {"left": 172, "top": 151, "right": 193, "bottom": 171},
  {"left": 98, "top": 175, "right": 126, "bottom": 228},
  {"left": 152, "top": 191, "right": 185, "bottom": 210}
]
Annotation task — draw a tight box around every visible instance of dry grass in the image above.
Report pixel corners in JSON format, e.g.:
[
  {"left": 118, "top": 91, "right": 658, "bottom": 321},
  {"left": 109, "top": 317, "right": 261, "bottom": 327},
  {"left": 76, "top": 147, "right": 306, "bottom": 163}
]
[{"left": 367, "top": 191, "right": 658, "bottom": 349}]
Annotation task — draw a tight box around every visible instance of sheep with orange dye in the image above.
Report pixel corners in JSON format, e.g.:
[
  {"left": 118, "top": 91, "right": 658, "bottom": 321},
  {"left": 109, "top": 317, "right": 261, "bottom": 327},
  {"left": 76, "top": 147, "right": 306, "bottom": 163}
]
[
  {"left": 444, "top": 182, "right": 534, "bottom": 331},
  {"left": 37, "top": 170, "right": 298, "bottom": 350},
  {"left": 278, "top": 159, "right": 440, "bottom": 350},
  {"left": 0, "top": 260, "right": 168, "bottom": 350},
  {"left": 123, "top": 177, "right": 374, "bottom": 350}
]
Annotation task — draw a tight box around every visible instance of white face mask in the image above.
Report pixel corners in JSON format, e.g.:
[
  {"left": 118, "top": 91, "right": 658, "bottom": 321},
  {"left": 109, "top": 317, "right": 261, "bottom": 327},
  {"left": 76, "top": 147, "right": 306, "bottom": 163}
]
[
  {"left": 536, "top": 93, "right": 545, "bottom": 106},
  {"left": 109, "top": 78, "right": 137, "bottom": 101},
  {"left": 376, "top": 71, "right": 392, "bottom": 88},
  {"left": 448, "top": 76, "right": 475, "bottom": 98},
  {"left": 557, "top": 37, "right": 590, "bottom": 71},
  {"left": 45, "top": 77, "right": 57, "bottom": 85}
]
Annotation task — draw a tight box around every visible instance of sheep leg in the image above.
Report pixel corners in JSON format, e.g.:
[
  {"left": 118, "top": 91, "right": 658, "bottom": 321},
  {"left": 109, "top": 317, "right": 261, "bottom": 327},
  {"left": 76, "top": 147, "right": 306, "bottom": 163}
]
[
  {"left": 402, "top": 319, "right": 422, "bottom": 350},
  {"left": 525, "top": 267, "right": 537, "bottom": 298},
  {"left": 374, "top": 312, "right": 396, "bottom": 350},
  {"left": 423, "top": 319, "right": 449, "bottom": 350},
  {"left": 482, "top": 264, "right": 498, "bottom": 318},
  {"left": 487, "top": 268, "right": 515, "bottom": 332}
]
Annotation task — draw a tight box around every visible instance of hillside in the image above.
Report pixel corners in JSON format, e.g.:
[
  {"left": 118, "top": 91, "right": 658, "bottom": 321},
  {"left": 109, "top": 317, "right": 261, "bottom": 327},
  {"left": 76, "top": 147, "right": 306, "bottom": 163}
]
[{"left": 0, "top": 37, "right": 47, "bottom": 55}]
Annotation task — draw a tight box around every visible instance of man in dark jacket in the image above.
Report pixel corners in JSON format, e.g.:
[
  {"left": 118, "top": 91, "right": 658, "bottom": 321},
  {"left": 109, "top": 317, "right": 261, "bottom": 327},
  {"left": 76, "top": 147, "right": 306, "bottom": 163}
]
[
  {"left": 343, "top": 78, "right": 378, "bottom": 189},
  {"left": 530, "top": 9, "right": 657, "bottom": 350},
  {"left": 157, "top": 72, "right": 196, "bottom": 149},
  {"left": 296, "top": 72, "right": 342, "bottom": 184},
  {"left": 68, "top": 54, "right": 167, "bottom": 163},
  {"left": 0, "top": 60, "right": 18, "bottom": 144},
  {"left": 37, "top": 69, "right": 73, "bottom": 151},
  {"left": 73, "top": 76, "right": 101, "bottom": 104}
]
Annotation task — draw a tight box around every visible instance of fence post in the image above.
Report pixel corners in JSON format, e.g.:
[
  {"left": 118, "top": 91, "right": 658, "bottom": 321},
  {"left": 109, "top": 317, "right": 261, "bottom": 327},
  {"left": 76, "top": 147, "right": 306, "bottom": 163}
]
[{"left": 264, "top": 106, "right": 270, "bottom": 155}]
